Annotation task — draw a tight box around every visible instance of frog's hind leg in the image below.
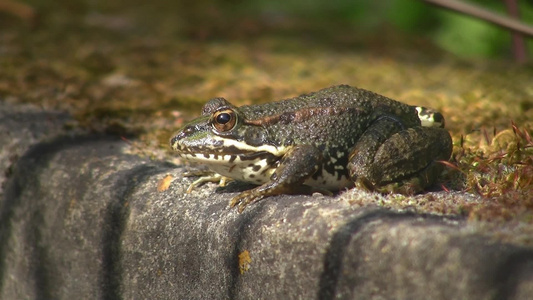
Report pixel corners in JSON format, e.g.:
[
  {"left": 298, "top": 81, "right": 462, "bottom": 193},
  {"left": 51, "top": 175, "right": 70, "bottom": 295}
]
[{"left": 348, "top": 123, "right": 452, "bottom": 194}]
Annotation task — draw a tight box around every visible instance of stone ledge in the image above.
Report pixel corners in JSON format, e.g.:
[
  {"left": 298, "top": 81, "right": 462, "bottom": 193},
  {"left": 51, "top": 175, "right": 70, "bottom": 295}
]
[
  {"left": 0, "top": 102, "right": 73, "bottom": 195},
  {"left": 1, "top": 103, "right": 533, "bottom": 299}
]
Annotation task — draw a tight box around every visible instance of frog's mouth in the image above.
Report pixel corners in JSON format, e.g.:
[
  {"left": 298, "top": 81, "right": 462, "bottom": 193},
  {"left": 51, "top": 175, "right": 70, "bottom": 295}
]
[
  {"left": 171, "top": 133, "right": 288, "bottom": 182},
  {"left": 172, "top": 133, "right": 286, "bottom": 157}
]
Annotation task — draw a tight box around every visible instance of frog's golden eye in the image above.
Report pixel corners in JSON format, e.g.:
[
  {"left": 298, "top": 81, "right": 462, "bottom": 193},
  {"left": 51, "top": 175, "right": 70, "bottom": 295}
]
[{"left": 212, "top": 109, "right": 237, "bottom": 132}]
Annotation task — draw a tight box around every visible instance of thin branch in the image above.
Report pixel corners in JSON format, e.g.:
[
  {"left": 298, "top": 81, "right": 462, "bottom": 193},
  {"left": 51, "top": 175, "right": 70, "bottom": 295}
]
[
  {"left": 503, "top": 0, "right": 527, "bottom": 63},
  {"left": 422, "top": 0, "right": 533, "bottom": 37}
]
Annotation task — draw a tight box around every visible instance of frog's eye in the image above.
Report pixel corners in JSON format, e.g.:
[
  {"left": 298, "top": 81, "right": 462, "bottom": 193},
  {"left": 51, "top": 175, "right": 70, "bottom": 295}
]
[{"left": 212, "top": 109, "right": 237, "bottom": 132}]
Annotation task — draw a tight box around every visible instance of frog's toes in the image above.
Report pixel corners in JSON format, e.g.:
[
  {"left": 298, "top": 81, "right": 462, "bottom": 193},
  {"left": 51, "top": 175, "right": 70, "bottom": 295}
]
[
  {"left": 354, "top": 174, "right": 425, "bottom": 195},
  {"left": 374, "top": 181, "right": 420, "bottom": 195},
  {"left": 316, "top": 189, "right": 334, "bottom": 196},
  {"left": 237, "top": 201, "right": 252, "bottom": 213},
  {"left": 229, "top": 194, "right": 242, "bottom": 208},
  {"left": 373, "top": 162, "right": 444, "bottom": 195},
  {"left": 354, "top": 177, "right": 375, "bottom": 192},
  {"left": 229, "top": 191, "right": 263, "bottom": 213}
]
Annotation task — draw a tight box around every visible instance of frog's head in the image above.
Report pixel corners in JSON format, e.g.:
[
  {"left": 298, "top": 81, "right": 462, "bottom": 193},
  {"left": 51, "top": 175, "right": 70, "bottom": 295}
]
[{"left": 170, "top": 98, "right": 286, "bottom": 179}]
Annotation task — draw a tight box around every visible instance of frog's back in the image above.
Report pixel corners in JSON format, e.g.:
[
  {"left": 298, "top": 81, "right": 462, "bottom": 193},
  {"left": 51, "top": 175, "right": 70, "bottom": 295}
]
[
  {"left": 238, "top": 85, "right": 420, "bottom": 148},
  {"left": 240, "top": 85, "right": 416, "bottom": 120}
]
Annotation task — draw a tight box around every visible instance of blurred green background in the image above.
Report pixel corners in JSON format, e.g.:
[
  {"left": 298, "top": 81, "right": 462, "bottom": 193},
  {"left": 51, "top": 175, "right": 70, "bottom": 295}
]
[
  {"left": 235, "top": 0, "right": 533, "bottom": 59},
  {"left": 13, "top": 0, "right": 531, "bottom": 59}
]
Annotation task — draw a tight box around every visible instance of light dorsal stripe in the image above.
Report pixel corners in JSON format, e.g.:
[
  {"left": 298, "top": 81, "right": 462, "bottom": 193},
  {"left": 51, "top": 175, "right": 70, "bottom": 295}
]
[
  {"left": 243, "top": 106, "right": 362, "bottom": 126},
  {"left": 212, "top": 136, "right": 289, "bottom": 156}
]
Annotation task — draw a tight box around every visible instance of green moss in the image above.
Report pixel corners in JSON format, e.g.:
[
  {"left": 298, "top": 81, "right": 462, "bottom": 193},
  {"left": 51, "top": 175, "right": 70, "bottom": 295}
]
[{"left": 450, "top": 123, "right": 533, "bottom": 222}]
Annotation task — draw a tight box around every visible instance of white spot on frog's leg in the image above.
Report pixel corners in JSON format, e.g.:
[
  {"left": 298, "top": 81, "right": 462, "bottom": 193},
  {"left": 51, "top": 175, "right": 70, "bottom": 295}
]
[{"left": 416, "top": 106, "right": 445, "bottom": 128}]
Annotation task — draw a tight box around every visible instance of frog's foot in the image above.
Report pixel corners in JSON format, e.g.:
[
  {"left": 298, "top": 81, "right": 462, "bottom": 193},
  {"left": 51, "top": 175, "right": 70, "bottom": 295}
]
[
  {"left": 354, "top": 167, "right": 440, "bottom": 195},
  {"left": 229, "top": 190, "right": 265, "bottom": 213},
  {"left": 229, "top": 182, "right": 291, "bottom": 213},
  {"left": 354, "top": 177, "right": 375, "bottom": 192},
  {"left": 185, "top": 172, "right": 231, "bottom": 193},
  {"left": 311, "top": 187, "right": 334, "bottom": 196},
  {"left": 229, "top": 183, "right": 317, "bottom": 213},
  {"left": 376, "top": 159, "right": 447, "bottom": 194},
  {"left": 355, "top": 159, "right": 446, "bottom": 195}
]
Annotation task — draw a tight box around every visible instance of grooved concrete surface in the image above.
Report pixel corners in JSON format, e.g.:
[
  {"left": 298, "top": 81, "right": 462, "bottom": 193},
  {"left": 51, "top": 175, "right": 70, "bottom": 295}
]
[{"left": 1, "top": 102, "right": 533, "bottom": 299}]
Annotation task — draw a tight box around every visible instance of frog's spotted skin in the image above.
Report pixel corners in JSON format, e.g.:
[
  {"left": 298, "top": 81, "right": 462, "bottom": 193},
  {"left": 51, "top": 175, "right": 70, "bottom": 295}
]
[{"left": 171, "top": 85, "right": 453, "bottom": 212}]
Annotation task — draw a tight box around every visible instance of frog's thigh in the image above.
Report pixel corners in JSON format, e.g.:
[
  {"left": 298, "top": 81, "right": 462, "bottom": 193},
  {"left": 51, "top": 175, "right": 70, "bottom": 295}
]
[
  {"left": 347, "top": 115, "right": 405, "bottom": 183},
  {"left": 349, "top": 126, "right": 452, "bottom": 193}
]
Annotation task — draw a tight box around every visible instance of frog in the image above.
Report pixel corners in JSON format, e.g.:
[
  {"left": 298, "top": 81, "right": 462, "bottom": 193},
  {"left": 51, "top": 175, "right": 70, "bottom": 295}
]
[{"left": 170, "top": 85, "right": 453, "bottom": 212}]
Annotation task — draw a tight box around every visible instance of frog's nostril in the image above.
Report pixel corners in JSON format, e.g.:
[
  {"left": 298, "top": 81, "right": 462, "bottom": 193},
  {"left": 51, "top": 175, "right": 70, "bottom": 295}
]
[
  {"left": 170, "top": 126, "right": 194, "bottom": 146},
  {"left": 185, "top": 126, "right": 195, "bottom": 134},
  {"left": 179, "top": 126, "right": 195, "bottom": 136},
  {"left": 170, "top": 131, "right": 186, "bottom": 144}
]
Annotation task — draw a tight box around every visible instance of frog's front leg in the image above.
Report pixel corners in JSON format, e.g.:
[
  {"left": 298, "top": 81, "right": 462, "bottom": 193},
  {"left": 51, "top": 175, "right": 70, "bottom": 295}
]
[
  {"left": 348, "top": 116, "right": 452, "bottom": 194},
  {"left": 184, "top": 171, "right": 230, "bottom": 193},
  {"left": 230, "top": 144, "right": 323, "bottom": 212}
]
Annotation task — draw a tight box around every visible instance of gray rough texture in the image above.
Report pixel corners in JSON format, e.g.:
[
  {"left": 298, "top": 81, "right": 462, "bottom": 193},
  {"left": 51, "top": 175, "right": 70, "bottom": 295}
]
[
  {"left": 1, "top": 102, "right": 533, "bottom": 299},
  {"left": 0, "top": 102, "right": 74, "bottom": 195}
]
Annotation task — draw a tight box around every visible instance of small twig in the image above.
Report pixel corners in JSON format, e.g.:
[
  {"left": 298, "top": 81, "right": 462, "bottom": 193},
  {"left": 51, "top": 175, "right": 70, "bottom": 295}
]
[
  {"left": 503, "top": 0, "right": 527, "bottom": 63},
  {"left": 422, "top": 0, "right": 533, "bottom": 37}
]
